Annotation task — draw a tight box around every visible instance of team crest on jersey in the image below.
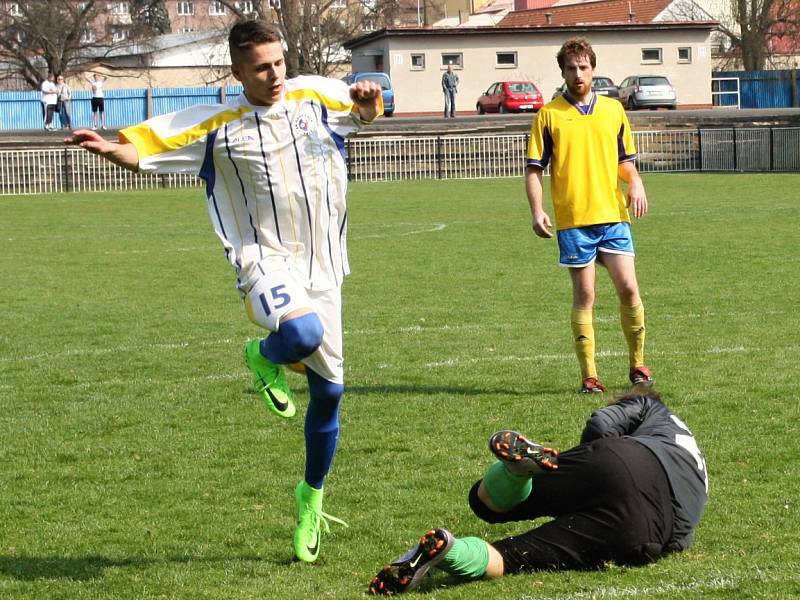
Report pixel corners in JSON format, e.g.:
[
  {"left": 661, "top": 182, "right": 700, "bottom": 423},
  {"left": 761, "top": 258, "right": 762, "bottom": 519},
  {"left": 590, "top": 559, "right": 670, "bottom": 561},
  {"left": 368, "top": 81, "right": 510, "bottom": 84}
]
[{"left": 293, "top": 111, "right": 317, "bottom": 136}]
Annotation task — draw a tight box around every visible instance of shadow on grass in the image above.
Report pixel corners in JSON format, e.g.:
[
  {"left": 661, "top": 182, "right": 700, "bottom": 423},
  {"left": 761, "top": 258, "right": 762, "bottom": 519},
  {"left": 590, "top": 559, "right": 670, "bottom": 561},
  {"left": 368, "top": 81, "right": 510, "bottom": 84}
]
[
  {"left": 344, "top": 383, "right": 562, "bottom": 397},
  {"left": 0, "top": 553, "right": 280, "bottom": 581}
]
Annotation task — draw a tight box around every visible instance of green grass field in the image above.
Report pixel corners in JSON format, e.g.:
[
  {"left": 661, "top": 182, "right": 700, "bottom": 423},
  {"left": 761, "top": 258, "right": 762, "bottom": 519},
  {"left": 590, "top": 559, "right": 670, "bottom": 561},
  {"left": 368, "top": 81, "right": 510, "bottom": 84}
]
[{"left": 1, "top": 173, "right": 799, "bottom": 599}]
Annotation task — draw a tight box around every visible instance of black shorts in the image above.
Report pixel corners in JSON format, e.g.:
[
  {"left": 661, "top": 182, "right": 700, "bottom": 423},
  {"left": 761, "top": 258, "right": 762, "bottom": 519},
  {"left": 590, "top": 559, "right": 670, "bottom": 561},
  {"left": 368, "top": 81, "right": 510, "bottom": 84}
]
[
  {"left": 469, "top": 437, "right": 674, "bottom": 572},
  {"left": 91, "top": 97, "right": 105, "bottom": 112}
]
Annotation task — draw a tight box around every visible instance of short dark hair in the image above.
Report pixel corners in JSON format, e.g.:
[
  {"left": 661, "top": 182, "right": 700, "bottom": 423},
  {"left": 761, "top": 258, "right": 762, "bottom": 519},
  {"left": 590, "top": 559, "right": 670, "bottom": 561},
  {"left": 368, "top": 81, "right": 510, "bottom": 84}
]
[
  {"left": 609, "top": 388, "right": 663, "bottom": 406},
  {"left": 556, "top": 37, "right": 597, "bottom": 70},
  {"left": 229, "top": 20, "right": 282, "bottom": 63}
]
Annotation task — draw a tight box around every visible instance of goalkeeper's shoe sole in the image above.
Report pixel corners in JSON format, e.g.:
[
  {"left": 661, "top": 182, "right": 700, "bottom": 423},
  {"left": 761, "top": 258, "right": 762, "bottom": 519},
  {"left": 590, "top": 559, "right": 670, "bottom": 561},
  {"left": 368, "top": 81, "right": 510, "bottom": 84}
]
[
  {"left": 368, "top": 529, "right": 454, "bottom": 595},
  {"left": 489, "top": 430, "right": 559, "bottom": 475}
]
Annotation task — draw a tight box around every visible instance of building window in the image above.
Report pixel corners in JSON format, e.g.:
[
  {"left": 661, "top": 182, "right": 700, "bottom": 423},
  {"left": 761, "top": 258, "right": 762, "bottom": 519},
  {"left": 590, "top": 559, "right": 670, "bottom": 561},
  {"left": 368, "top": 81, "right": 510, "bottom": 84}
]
[
  {"left": 110, "top": 1, "right": 129, "bottom": 14},
  {"left": 111, "top": 27, "right": 128, "bottom": 41},
  {"left": 209, "top": 1, "right": 226, "bottom": 15},
  {"left": 80, "top": 28, "right": 96, "bottom": 43},
  {"left": 235, "top": 0, "right": 254, "bottom": 13},
  {"left": 177, "top": 0, "right": 194, "bottom": 15},
  {"left": 411, "top": 53, "right": 425, "bottom": 70},
  {"left": 331, "top": 0, "right": 346, "bottom": 7},
  {"left": 496, "top": 51, "right": 517, "bottom": 68},
  {"left": 362, "top": 16, "right": 376, "bottom": 31},
  {"left": 677, "top": 47, "right": 692, "bottom": 63},
  {"left": 179, "top": 26, "right": 195, "bottom": 32},
  {"left": 641, "top": 48, "right": 662, "bottom": 64},
  {"left": 441, "top": 52, "right": 463, "bottom": 68},
  {"left": 9, "top": 2, "right": 22, "bottom": 16}
]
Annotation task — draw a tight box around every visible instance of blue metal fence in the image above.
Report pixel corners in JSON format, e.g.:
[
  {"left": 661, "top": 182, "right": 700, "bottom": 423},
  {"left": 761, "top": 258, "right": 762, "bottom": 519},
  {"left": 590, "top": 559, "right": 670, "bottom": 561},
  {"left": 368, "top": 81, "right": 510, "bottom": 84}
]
[
  {"left": 152, "top": 86, "right": 222, "bottom": 116},
  {"left": 713, "top": 69, "right": 800, "bottom": 109},
  {"left": 0, "top": 84, "right": 247, "bottom": 130}
]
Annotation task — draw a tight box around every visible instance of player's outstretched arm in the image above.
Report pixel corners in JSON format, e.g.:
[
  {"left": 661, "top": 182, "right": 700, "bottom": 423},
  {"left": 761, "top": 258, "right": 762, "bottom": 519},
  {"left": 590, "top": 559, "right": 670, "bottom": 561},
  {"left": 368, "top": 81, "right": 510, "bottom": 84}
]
[
  {"left": 349, "top": 81, "right": 383, "bottom": 122},
  {"left": 525, "top": 166, "right": 553, "bottom": 238},
  {"left": 619, "top": 160, "right": 648, "bottom": 219},
  {"left": 65, "top": 129, "right": 140, "bottom": 172}
]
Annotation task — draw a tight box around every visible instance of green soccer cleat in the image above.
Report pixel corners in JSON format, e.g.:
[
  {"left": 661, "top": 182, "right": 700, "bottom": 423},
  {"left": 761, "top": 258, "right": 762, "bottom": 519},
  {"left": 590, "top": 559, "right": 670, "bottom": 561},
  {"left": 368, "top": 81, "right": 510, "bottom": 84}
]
[
  {"left": 293, "top": 480, "right": 348, "bottom": 563},
  {"left": 244, "top": 339, "right": 296, "bottom": 418}
]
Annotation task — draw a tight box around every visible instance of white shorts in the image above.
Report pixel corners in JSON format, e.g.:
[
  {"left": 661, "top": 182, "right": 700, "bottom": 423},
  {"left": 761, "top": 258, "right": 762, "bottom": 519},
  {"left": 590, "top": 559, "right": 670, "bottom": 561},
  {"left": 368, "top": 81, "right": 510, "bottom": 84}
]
[{"left": 244, "top": 264, "right": 344, "bottom": 384}]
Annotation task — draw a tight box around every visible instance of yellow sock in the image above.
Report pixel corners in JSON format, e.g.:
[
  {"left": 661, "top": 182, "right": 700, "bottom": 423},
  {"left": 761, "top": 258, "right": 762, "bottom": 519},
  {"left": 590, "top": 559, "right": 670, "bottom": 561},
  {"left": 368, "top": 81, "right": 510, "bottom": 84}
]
[
  {"left": 620, "top": 302, "right": 646, "bottom": 368},
  {"left": 571, "top": 308, "right": 596, "bottom": 379}
]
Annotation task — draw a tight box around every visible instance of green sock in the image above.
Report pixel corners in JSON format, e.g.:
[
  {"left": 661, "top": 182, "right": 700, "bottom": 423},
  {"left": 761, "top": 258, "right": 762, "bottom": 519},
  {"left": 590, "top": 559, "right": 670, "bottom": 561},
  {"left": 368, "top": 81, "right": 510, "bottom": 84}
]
[
  {"left": 482, "top": 460, "right": 532, "bottom": 510},
  {"left": 438, "top": 537, "right": 490, "bottom": 579}
]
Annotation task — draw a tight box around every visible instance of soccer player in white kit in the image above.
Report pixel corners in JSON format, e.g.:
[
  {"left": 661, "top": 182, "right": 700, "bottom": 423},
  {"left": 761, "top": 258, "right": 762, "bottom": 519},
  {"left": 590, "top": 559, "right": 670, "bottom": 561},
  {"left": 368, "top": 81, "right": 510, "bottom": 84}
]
[{"left": 66, "top": 20, "right": 383, "bottom": 564}]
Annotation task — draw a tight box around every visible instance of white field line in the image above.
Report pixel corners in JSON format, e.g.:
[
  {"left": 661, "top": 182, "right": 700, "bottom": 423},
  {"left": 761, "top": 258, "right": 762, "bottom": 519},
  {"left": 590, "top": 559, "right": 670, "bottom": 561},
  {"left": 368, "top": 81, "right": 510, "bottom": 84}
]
[
  {"left": 2, "top": 343, "right": 794, "bottom": 391},
  {"left": 521, "top": 570, "right": 800, "bottom": 600},
  {"left": 6, "top": 222, "right": 452, "bottom": 249},
  {"left": 3, "top": 317, "right": 786, "bottom": 366},
  {"left": 421, "top": 345, "right": 749, "bottom": 369},
  {"left": 355, "top": 222, "right": 447, "bottom": 239}
]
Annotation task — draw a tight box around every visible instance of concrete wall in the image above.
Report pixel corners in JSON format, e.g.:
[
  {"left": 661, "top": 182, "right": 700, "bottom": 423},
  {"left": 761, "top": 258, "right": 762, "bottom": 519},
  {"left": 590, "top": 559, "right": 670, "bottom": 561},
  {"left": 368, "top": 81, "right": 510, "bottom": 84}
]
[{"left": 350, "top": 28, "right": 714, "bottom": 114}]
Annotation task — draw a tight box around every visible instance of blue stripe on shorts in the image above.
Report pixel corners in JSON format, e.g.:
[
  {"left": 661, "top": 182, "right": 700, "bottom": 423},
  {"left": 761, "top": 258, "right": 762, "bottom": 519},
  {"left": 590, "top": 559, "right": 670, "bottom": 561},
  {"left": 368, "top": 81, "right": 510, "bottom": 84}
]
[{"left": 557, "top": 222, "right": 635, "bottom": 267}]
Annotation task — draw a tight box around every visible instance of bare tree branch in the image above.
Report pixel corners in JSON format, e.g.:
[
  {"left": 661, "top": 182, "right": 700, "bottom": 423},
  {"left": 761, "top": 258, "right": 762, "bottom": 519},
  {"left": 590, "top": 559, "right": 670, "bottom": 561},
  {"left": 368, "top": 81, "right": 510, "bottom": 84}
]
[
  {"left": 0, "top": 0, "right": 171, "bottom": 89},
  {"left": 215, "top": 0, "right": 399, "bottom": 77}
]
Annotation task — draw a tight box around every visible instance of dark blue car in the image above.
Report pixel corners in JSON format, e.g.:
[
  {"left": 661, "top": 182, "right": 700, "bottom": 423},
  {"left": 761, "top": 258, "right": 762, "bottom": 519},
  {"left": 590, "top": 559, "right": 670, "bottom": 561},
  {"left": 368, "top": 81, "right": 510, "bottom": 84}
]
[{"left": 342, "top": 72, "right": 395, "bottom": 117}]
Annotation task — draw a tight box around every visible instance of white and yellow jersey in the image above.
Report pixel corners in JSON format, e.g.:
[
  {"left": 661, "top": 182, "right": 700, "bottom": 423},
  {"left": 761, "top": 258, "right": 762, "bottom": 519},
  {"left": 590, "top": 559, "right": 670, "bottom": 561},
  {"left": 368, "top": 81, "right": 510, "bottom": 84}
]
[{"left": 120, "top": 75, "right": 379, "bottom": 292}]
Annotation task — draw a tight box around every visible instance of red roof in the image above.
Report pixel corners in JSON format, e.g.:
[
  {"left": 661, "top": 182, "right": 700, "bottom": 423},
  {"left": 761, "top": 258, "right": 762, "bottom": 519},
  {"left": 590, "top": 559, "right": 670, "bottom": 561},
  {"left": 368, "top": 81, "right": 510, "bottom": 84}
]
[
  {"left": 498, "top": 0, "right": 676, "bottom": 26},
  {"left": 769, "top": 20, "right": 800, "bottom": 53}
]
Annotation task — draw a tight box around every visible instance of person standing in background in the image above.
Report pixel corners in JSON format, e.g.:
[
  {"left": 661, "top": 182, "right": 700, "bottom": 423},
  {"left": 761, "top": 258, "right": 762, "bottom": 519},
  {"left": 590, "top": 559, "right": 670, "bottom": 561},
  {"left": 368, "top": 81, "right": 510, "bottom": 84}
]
[
  {"left": 41, "top": 74, "right": 58, "bottom": 130},
  {"left": 56, "top": 75, "right": 72, "bottom": 130},
  {"left": 441, "top": 63, "right": 459, "bottom": 118},
  {"left": 86, "top": 73, "right": 107, "bottom": 130},
  {"left": 525, "top": 37, "right": 652, "bottom": 393}
]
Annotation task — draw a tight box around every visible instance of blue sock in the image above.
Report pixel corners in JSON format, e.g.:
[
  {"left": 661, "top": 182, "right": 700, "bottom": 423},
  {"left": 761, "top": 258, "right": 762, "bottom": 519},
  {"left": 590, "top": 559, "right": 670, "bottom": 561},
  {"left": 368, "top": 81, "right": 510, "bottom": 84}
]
[
  {"left": 304, "top": 368, "right": 343, "bottom": 489},
  {"left": 260, "top": 313, "right": 323, "bottom": 365}
]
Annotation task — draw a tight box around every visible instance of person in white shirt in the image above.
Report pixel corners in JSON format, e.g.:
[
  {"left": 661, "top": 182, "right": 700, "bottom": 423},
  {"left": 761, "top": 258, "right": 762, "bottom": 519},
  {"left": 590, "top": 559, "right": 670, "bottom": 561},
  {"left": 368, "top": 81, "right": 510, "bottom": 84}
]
[
  {"left": 86, "top": 73, "right": 107, "bottom": 130},
  {"left": 40, "top": 74, "right": 58, "bottom": 130},
  {"left": 66, "top": 20, "right": 382, "bottom": 565}
]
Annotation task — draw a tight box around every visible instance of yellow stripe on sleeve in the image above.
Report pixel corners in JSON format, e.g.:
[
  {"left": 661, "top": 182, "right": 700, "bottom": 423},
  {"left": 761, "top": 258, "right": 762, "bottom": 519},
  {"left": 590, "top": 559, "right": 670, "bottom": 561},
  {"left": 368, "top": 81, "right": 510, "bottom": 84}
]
[
  {"left": 285, "top": 88, "right": 354, "bottom": 113},
  {"left": 119, "top": 106, "right": 251, "bottom": 159}
]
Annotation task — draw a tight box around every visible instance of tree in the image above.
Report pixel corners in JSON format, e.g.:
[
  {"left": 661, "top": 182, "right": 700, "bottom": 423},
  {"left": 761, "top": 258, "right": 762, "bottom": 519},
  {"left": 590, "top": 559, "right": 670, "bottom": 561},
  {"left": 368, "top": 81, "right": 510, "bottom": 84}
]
[
  {"left": 131, "top": 0, "right": 172, "bottom": 36},
  {"left": 0, "top": 0, "right": 171, "bottom": 90},
  {"left": 218, "top": 0, "right": 400, "bottom": 77},
  {"left": 712, "top": 0, "right": 800, "bottom": 70}
]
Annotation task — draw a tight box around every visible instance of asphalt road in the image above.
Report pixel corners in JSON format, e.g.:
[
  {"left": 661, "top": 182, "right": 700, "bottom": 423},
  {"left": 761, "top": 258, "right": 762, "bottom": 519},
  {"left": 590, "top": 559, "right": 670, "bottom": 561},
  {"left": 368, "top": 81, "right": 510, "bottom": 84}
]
[{"left": 2, "top": 107, "right": 800, "bottom": 148}]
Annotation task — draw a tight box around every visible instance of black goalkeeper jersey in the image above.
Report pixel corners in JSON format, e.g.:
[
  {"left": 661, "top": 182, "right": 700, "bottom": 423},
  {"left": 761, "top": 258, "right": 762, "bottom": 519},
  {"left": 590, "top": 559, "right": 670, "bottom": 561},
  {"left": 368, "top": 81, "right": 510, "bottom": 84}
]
[{"left": 579, "top": 395, "right": 709, "bottom": 551}]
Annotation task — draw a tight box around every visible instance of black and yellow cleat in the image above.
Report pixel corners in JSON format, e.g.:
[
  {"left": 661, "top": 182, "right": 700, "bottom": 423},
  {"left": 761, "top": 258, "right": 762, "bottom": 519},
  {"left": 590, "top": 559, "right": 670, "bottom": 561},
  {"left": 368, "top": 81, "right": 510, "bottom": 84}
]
[{"left": 369, "top": 529, "right": 454, "bottom": 595}]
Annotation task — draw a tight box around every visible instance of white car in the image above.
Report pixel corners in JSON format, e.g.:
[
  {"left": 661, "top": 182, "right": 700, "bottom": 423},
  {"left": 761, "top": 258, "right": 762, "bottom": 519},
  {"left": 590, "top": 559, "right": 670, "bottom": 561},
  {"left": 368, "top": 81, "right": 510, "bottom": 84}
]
[{"left": 618, "top": 75, "right": 677, "bottom": 110}]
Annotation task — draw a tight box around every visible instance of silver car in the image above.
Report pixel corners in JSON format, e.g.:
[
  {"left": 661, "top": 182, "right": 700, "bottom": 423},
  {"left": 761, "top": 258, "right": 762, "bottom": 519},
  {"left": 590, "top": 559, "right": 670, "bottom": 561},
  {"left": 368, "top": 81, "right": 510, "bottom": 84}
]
[{"left": 618, "top": 75, "right": 677, "bottom": 110}]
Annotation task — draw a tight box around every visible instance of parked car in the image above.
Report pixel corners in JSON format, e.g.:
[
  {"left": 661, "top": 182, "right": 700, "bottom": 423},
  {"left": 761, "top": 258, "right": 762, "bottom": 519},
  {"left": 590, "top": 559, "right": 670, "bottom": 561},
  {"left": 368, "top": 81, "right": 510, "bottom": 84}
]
[
  {"left": 342, "top": 72, "right": 395, "bottom": 116},
  {"left": 551, "top": 76, "right": 621, "bottom": 101},
  {"left": 618, "top": 75, "right": 677, "bottom": 110},
  {"left": 476, "top": 81, "right": 544, "bottom": 114}
]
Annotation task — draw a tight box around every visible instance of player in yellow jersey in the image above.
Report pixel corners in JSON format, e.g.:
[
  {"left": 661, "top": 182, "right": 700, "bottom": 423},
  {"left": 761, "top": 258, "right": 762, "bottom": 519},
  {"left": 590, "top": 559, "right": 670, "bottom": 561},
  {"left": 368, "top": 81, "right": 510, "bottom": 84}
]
[
  {"left": 66, "top": 20, "right": 383, "bottom": 563},
  {"left": 526, "top": 37, "right": 653, "bottom": 393}
]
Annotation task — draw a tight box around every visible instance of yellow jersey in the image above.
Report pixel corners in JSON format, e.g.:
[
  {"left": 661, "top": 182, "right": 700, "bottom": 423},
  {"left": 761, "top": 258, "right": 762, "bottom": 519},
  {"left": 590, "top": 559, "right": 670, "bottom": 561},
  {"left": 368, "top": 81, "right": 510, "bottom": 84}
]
[{"left": 527, "top": 93, "right": 637, "bottom": 230}]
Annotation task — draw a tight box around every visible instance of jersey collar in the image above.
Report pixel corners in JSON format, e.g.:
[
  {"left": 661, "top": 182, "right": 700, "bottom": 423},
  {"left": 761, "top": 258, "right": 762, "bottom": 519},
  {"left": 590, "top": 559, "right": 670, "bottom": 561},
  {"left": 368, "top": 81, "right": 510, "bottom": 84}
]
[{"left": 563, "top": 91, "right": 597, "bottom": 116}]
